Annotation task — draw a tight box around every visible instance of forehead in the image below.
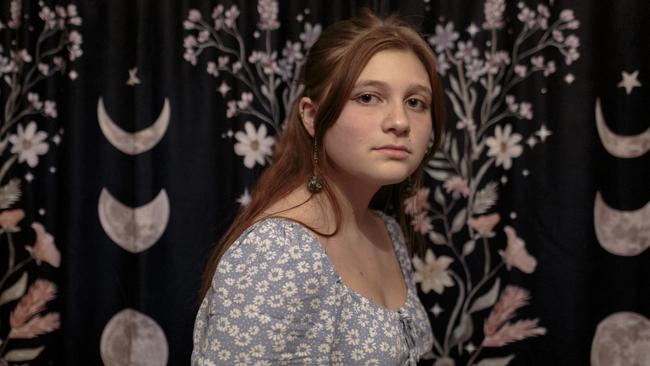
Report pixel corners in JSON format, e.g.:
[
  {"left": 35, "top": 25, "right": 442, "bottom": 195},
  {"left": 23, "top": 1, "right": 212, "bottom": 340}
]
[{"left": 355, "top": 49, "right": 431, "bottom": 92}]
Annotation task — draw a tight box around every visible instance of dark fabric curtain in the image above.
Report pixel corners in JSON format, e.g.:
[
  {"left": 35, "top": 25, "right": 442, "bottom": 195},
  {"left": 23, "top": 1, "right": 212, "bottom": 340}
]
[{"left": 0, "top": 0, "right": 647, "bottom": 365}]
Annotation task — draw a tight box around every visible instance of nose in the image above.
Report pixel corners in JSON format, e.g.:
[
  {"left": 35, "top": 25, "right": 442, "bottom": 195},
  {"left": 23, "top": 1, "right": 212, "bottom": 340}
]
[{"left": 383, "top": 102, "right": 410, "bottom": 136}]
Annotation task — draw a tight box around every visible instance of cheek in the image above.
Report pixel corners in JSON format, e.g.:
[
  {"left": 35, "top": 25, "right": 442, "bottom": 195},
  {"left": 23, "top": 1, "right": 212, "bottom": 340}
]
[
  {"left": 327, "top": 124, "right": 363, "bottom": 144},
  {"left": 412, "top": 119, "right": 433, "bottom": 152},
  {"left": 325, "top": 111, "right": 371, "bottom": 148},
  {"left": 323, "top": 125, "right": 362, "bottom": 161}
]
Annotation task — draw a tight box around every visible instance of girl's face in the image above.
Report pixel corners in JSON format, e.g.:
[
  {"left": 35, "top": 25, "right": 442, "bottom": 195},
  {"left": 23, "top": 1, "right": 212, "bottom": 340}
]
[{"left": 323, "top": 49, "right": 433, "bottom": 188}]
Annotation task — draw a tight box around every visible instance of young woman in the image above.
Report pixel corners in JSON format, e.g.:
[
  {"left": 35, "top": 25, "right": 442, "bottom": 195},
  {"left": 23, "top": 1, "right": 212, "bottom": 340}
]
[{"left": 193, "top": 9, "right": 445, "bottom": 366}]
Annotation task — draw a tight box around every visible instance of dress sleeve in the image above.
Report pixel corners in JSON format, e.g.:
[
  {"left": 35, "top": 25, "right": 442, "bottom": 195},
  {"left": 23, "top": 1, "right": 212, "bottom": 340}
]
[{"left": 192, "top": 219, "right": 333, "bottom": 365}]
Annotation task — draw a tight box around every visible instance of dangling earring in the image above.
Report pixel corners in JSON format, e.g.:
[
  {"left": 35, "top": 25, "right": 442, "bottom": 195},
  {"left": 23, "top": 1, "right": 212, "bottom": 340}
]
[
  {"left": 300, "top": 108, "right": 323, "bottom": 193},
  {"left": 308, "top": 138, "right": 324, "bottom": 193}
]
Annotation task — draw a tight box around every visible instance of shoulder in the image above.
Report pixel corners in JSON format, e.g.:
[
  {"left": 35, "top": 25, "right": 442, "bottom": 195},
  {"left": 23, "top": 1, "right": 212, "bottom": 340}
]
[
  {"left": 225, "top": 217, "right": 326, "bottom": 262},
  {"left": 211, "top": 217, "right": 331, "bottom": 292},
  {"left": 230, "top": 217, "right": 301, "bottom": 252},
  {"left": 194, "top": 218, "right": 336, "bottom": 363}
]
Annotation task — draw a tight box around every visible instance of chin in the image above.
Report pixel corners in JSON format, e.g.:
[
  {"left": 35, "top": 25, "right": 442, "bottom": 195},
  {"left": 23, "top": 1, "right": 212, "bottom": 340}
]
[
  {"left": 368, "top": 171, "right": 413, "bottom": 187},
  {"left": 383, "top": 163, "right": 418, "bottom": 180}
]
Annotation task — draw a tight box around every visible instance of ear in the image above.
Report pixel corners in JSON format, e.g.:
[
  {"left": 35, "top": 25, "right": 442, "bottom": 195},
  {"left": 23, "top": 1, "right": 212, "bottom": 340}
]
[{"left": 299, "top": 97, "right": 318, "bottom": 137}]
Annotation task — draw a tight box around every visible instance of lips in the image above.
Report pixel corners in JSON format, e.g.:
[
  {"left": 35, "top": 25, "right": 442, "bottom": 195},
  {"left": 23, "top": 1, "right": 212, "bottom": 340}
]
[
  {"left": 373, "top": 145, "right": 411, "bottom": 159},
  {"left": 374, "top": 145, "right": 411, "bottom": 153}
]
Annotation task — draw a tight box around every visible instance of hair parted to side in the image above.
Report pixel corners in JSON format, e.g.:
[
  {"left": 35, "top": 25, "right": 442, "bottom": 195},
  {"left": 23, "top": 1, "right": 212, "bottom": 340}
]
[{"left": 199, "top": 9, "right": 445, "bottom": 298}]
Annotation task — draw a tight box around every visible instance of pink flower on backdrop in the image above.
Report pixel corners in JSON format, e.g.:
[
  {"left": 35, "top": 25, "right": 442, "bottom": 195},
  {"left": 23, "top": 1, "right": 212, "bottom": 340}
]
[
  {"left": 482, "top": 285, "right": 546, "bottom": 347},
  {"left": 8, "top": 313, "right": 60, "bottom": 339},
  {"left": 443, "top": 176, "right": 469, "bottom": 198},
  {"left": 31, "top": 222, "right": 61, "bottom": 268},
  {"left": 468, "top": 213, "right": 500, "bottom": 238},
  {"left": 411, "top": 212, "right": 433, "bottom": 234},
  {"left": 9, "top": 279, "right": 60, "bottom": 339},
  {"left": 404, "top": 187, "right": 431, "bottom": 216},
  {"left": 0, "top": 209, "right": 25, "bottom": 231},
  {"left": 500, "top": 226, "right": 537, "bottom": 273},
  {"left": 484, "top": 285, "right": 529, "bottom": 336},
  {"left": 483, "top": 319, "right": 546, "bottom": 347}
]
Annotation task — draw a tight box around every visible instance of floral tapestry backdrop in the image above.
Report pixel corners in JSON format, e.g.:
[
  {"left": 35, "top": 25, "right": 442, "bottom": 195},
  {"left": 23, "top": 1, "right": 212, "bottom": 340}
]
[{"left": 0, "top": 0, "right": 648, "bottom": 365}]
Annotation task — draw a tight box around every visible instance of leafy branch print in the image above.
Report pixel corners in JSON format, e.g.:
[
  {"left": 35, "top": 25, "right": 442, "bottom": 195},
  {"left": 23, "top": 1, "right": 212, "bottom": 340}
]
[
  {"left": 183, "top": 1, "right": 321, "bottom": 171},
  {"left": 411, "top": 1, "right": 580, "bottom": 364},
  {"left": 0, "top": 1, "right": 81, "bottom": 362},
  {"left": 182, "top": 2, "right": 320, "bottom": 130}
]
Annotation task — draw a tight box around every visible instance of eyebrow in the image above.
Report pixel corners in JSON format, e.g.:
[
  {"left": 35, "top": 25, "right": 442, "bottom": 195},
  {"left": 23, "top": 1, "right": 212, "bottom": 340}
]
[{"left": 353, "top": 79, "right": 432, "bottom": 96}]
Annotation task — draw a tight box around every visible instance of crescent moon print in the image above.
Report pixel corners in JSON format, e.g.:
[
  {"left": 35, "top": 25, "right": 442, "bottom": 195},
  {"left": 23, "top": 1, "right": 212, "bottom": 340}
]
[
  {"left": 98, "top": 188, "right": 170, "bottom": 253},
  {"left": 591, "top": 312, "right": 650, "bottom": 366},
  {"left": 594, "top": 192, "right": 650, "bottom": 256},
  {"left": 100, "top": 308, "right": 169, "bottom": 366},
  {"left": 595, "top": 98, "right": 650, "bottom": 158},
  {"left": 98, "top": 97, "right": 171, "bottom": 155}
]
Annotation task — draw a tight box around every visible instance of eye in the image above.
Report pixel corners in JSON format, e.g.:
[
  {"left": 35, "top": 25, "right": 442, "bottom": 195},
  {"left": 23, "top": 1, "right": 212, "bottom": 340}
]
[
  {"left": 406, "top": 97, "right": 428, "bottom": 111},
  {"left": 355, "top": 93, "right": 380, "bottom": 105}
]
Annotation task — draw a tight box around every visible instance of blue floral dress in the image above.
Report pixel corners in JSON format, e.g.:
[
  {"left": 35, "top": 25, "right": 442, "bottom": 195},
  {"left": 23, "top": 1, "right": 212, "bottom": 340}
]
[{"left": 192, "top": 211, "right": 433, "bottom": 365}]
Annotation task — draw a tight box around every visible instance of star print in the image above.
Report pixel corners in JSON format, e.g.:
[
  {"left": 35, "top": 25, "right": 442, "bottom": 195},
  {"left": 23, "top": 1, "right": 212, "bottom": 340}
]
[
  {"left": 510, "top": 212, "right": 517, "bottom": 219},
  {"left": 430, "top": 303, "right": 443, "bottom": 317},
  {"left": 535, "top": 125, "right": 552, "bottom": 142},
  {"left": 52, "top": 135, "right": 61, "bottom": 145},
  {"left": 236, "top": 188, "right": 251, "bottom": 206},
  {"left": 500, "top": 176, "right": 508, "bottom": 184},
  {"left": 526, "top": 136, "right": 538, "bottom": 148},
  {"left": 49, "top": 166, "right": 56, "bottom": 173},
  {"left": 465, "top": 343, "right": 476, "bottom": 353},
  {"left": 466, "top": 23, "right": 479, "bottom": 37},
  {"left": 25, "top": 172, "right": 34, "bottom": 182},
  {"left": 126, "top": 67, "right": 141, "bottom": 86},
  {"left": 617, "top": 70, "right": 641, "bottom": 95},
  {"left": 38, "top": 208, "right": 46, "bottom": 215},
  {"left": 522, "top": 169, "right": 530, "bottom": 176},
  {"left": 564, "top": 73, "right": 575, "bottom": 84},
  {"left": 218, "top": 81, "right": 231, "bottom": 97}
]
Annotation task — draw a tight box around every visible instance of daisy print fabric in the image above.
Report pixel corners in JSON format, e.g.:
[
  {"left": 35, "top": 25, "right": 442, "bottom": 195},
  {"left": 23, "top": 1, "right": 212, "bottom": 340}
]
[{"left": 192, "top": 212, "right": 433, "bottom": 365}]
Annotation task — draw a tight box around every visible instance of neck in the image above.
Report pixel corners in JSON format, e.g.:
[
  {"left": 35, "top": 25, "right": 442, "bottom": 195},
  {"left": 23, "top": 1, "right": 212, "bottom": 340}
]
[{"left": 316, "top": 169, "right": 381, "bottom": 234}]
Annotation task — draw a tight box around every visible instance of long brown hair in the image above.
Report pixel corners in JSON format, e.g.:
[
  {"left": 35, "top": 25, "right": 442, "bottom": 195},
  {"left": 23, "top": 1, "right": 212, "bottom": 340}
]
[{"left": 200, "top": 9, "right": 445, "bottom": 298}]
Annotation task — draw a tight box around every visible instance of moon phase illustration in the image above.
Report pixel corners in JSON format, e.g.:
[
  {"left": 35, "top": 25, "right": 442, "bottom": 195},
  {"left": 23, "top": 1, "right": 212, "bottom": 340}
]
[
  {"left": 591, "top": 312, "right": 650, "bottom": 366},
  {"left": 593, "top": 192, "right": 650, "bottom": 256},
  {"left": 98, "top": 97, "right": 170, "bottom": 155},
  {"left": 100, "top": 308, "right": 169, "bottom": 366},
  {"left": 98, "top": 188, "right": 170, "bottom": 253},
  {"left": 595, "top": 98, "right": 650, "bottom": 158}
]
